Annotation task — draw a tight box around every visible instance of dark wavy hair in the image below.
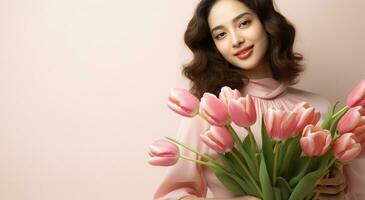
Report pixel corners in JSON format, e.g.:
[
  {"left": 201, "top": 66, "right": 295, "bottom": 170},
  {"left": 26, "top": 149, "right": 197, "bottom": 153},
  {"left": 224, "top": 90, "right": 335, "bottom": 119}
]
[{"left": 182, "top": 0, "right": 304, "bottom": 98}]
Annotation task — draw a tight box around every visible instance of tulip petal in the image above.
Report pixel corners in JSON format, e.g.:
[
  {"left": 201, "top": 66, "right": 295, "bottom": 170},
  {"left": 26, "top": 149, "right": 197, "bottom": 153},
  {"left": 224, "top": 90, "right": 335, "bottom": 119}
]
[
  {"left": 338, "top": 107, "right": 361, "bottom": 134},
  {"left": 168, "top": 88, "right": 200, "bottom": 117},
  {"left": 338, "top": 144, "right": 361, "bottom": 161},
  {"left": 200, "top": 134, "right": 225, "bottom": 153},
  {"left": 300, "top": 137, "right": 315, "bottom": 156},
  {"left": 347, "top": 80, "right": 365, "bottom": 107},
  {"left": 200, "top": 93, "right": 230, "bottom": 126},
  {"left": 148, "top": 156, "right": 178, "bottom": 166},
  {"left": 149, "top": 140, "right": 179, "bottom": 156}
]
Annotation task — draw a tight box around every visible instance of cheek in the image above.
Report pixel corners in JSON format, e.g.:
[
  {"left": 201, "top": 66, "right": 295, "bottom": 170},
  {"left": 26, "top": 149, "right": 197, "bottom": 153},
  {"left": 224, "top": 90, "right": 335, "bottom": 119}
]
[
  {"left": 245, "top": 23, "right": 267, "bottom": 41},
  {"left": 215, "top": 41, "right": 231, "bottom": 56}
]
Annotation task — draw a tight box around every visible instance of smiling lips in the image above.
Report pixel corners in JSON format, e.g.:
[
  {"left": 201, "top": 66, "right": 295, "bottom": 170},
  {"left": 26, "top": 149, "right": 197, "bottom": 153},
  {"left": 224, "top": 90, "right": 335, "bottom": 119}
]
[{"left": 234, "top": 45, "right": 254, "bottom": 59}]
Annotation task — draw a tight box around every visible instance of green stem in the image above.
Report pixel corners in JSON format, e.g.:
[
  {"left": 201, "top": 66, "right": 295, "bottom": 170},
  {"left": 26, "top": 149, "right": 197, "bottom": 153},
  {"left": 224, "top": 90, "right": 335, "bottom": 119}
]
[
  {"left": 330, "top": 106, "right": 350, "bottom": 136},
  {"left": 166, "top": 136, "right": 238, "bottom": 183},
  {"left": 245, "top": 127, "right": 259, "bottom": 153},
  {"left": 166, "top": 136, "right": 229, "bottom": 171},
  {"left": 178, "top": 154, "right": 212, "bottom": 166},
  {"left": 178, "top": 154, "right": 235, "bottom": 182},
  {"left": 332, "top": 106, "right": 349, "bottom": 120},
  {"left": 272, "top": 141, "right": 281, "bottom": 186},
  {"left": 166, "top": 137, "right": 216, "bottom": 163},
  {"left": 225, "top": 124, "right": 246, "bottom": 155},
  {"left": 327, "top": 157, "right": 337, "bottom": 169},
  {"left": 231, "top": 151, "right": 263, "bottom": 197}
]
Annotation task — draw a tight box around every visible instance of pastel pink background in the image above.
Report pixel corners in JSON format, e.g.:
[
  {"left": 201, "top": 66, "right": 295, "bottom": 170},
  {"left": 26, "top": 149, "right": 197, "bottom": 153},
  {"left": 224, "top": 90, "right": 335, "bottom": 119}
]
[{"left": 0, "top": 0, "right": 364, "bottom": 199}]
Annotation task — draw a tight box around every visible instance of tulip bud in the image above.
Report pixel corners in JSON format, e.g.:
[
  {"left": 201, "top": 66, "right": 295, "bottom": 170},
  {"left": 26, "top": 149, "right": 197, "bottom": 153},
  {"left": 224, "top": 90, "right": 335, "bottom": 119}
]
[
  {"left": 200, "top": 93, "right": 231, "bottom": 126},
  {"left": 293, "top": 102, "right": 320, "bottom": 135},
  {"left": 264, "top": 107, "right": 298, "bottom": 141},
  {"left": 200, "top": 125, "right": 234, "bottom": 153},
  {"left": 333, "top": 133, "right": 361, "bottom": 162},
  {"left": 228, "top": 95, "right": 257, "bottom": 128},
  {"left": 347, "top": 79, "right": 365, "bottom": 107},
  {"left": 148, "top": 139, "right": 179, "bottom": 166},
  {"left": 167, "top": 88, "right": 200, "bottom": 117},
  {"left": 337, "top": 106, "right": 365, "bottom": 142},
  {"left": 219, "top": 86, "right": 241, "bottom": 107},
  {"left": 300, "top": 125, "right": 332, "bottom": 157}
]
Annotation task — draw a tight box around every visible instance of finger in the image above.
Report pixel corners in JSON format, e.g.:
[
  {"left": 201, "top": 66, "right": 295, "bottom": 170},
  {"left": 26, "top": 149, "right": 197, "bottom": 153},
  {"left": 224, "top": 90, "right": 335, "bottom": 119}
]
[
  {"left": 335, "top": 161, "right": 344, "bottom": 169},
  {"left": 313, "top": 183, "right": 346, "bottom": 194},
  {"left": 318, "top": 168, "right": 346, "bottom": 186},
  {"left": 318, "top": 176, "right": 346, "bottom": 186},
  {"left": 317, "top": 191, "right": 345, "bottom": 200}
]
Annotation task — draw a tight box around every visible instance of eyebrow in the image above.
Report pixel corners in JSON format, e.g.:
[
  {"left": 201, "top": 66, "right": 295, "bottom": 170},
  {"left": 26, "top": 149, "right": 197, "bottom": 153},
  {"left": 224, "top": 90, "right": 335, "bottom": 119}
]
[{"left": 210, "top": 12, "right": 252, "bottom": 33}]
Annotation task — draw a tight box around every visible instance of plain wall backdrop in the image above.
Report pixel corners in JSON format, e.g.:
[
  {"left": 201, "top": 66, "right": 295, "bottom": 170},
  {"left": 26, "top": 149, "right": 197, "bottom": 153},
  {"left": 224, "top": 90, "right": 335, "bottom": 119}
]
[{"left": 0, "top": 0, "right": 364, "bottom": 199}]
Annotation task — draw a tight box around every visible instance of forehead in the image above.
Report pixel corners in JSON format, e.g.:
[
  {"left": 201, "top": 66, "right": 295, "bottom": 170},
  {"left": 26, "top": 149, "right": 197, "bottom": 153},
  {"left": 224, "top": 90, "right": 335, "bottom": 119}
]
[{"left": 208, "top": 0, "right": 252, "bottom": 27}]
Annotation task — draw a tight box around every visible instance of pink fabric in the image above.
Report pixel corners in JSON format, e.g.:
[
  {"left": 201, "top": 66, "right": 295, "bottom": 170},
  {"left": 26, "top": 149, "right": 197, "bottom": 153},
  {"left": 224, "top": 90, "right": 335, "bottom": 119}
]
[{"left": 153, "top": 77, "right": 365, "bottom": 199}]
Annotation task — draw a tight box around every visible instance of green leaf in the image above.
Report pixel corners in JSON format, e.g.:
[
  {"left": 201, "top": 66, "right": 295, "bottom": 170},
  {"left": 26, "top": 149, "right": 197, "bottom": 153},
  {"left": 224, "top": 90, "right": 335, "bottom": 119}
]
[
  {"left": 259, "top": 153, "right": 274, "bottom": 200},
  {"left": 242, "top": 134, "right": 260, "bottom": 183},
  {"left": 280, "top": 138, "right": 300, "bottom": 178},
  {"left": 277, "top": 140, "right": 290, "bottom": 177},
  {"left": 329, "top": 107, "right": 350, "bottom": 136},
  {"left": 231, "top": 175, "right": 256, "bottom": 196},
  {"left": 288, "top": 154, "right": 332, "bottom": 200},
  {"left": 261, "top": 114, "right": 275, "bottom": 178},
  {"left": 321, "top": 101, "right": 338, "bottom": 130},
  {"left": 232, "top": 147, "right": 259, "bottom": 185},
  {"left": 219, "top": 153, "right": 256, "bottom": 195},
  {"left": 274, "top": 187, "right": 281, "bottom": 200},
  {"left": 209, "top": 162, "right": 246, "bottom": 195},
  {"left": 277, "top": 177, "right": 291, "bottom": 199},
  {"left": 218, "top": 154, "right": 237, "bottom": 174},
  {"left": 288, "top": 157, "right": 311, "bottom": 187},
  {"left": 286, "top": 144, "right": 303, "bottom": 179},
  {"left": 288, "top": 167, "right": 328, "bottom": 200}
]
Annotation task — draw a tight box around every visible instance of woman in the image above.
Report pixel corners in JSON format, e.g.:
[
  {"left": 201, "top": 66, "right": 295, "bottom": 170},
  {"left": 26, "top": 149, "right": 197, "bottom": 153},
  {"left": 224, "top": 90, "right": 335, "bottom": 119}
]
[{"left": 154, "top": 0, "right": 350, "bottom": 199}]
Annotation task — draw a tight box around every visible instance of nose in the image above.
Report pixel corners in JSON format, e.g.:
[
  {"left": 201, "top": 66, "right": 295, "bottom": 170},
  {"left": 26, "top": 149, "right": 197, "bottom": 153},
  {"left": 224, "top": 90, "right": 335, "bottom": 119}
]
[{"left": 231, "top": 31, "right": 244, "bottom": 48}]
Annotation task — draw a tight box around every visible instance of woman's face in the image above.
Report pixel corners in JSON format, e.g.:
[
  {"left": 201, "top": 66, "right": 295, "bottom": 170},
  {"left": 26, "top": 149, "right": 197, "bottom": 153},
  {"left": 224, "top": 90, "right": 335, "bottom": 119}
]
[{"left": 208, "top": 0, "right": 269, "bottom": 71}]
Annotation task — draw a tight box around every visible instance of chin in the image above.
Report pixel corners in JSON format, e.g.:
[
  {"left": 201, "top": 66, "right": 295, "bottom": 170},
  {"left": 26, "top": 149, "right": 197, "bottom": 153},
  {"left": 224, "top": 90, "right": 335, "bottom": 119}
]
[{"left": 232, "top": 60, "right": 259, "bottom": 71}]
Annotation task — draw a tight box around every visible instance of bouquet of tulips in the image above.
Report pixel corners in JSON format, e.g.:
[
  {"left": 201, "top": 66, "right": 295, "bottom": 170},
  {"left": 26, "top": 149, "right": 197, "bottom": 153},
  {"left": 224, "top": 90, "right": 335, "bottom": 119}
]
[{"left": 148, "top": 80, "right": 365, "bottom": 200}]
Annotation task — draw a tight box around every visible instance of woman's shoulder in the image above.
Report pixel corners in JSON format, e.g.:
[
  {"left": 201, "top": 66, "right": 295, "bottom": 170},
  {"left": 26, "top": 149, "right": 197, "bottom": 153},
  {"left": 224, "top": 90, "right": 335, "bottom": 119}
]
[
  {"left": 287, "top": 86, "right": 330, "bottom": 102},
  {"left": 286, "top": 86, "right": 332, "bottom": 116}
]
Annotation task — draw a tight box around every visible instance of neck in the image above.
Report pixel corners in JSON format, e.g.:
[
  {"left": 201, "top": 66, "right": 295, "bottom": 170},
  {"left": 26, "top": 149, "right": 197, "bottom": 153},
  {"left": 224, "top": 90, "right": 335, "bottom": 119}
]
[{"left": 241, "top": 58, "right": 273, "bottom": 79}]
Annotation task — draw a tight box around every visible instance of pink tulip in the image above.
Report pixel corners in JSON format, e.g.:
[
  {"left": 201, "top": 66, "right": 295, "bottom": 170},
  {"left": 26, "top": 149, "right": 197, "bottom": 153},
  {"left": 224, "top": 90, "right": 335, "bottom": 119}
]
[
  {"left": 200, "top": 93, "right": 231, "bottom": 126},
  {"left": 333, "top": 133, "right": 361, "bottom": 162},
  {"left": 148, "top": 139, "right": 179, "bottom": 166},
  {"left": 337, "top": 106, "right": 365, "bottom": 142},
  {"left": 300, "top": 125, "right": 332, "bottom": 157},
  {"left": 200, "top": 125, "right": 235, "bottom": 153},
  {"left": 167, "top": 88, "right": 200, "bottom": 117},
  {"left": 293, "top": 102, "right": 320, "bottom": 135},
  {"left": 347, "top": 80, "right": 365, "bottom": 107},
  {"left": 228, "top": 95, "right": 257, "bottom": 128},
  {"left": 219, "top": 86, "right": 241, "bottom": 107},
  {"left": 264, "top": 107, "right": 298, "bottom": 141}
]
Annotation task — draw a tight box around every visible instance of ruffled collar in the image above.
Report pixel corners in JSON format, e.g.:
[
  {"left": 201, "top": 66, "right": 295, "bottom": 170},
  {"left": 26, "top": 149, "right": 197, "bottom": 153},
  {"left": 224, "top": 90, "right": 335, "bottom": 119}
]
[{"left": 240, "top": 77, "right": 288, "bottom": 99}]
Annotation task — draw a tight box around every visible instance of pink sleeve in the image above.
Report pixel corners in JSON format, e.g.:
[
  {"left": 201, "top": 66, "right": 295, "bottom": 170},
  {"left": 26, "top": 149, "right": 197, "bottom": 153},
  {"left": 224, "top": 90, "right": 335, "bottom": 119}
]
[
  {"left": 153, "top": 116, "right": 210, "bottom": 200},
  {"left": 344, "top": 158, "right": 365, "bottom": 200}
]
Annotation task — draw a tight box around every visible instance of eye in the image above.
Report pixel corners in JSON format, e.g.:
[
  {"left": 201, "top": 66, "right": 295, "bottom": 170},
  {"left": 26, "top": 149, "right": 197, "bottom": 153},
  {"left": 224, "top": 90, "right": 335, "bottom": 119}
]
[
  {"left": 239, "top": 20, "right": 251, "bottom": 28},
  {"left": 215, "top": 32, "right": 226, "bottom": 40}
]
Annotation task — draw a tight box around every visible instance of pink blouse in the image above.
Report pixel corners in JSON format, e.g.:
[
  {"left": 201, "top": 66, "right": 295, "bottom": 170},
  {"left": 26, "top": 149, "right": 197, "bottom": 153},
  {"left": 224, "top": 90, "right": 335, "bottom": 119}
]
[{"left": 153, "top": 78, "right": 365, "bottom": 200}]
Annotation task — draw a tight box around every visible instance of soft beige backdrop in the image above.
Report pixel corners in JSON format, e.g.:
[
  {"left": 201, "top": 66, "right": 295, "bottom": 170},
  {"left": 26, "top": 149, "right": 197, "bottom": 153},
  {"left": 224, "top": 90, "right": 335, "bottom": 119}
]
[{"left": 0, "top": 0, "right": 364, "bottom": 199}]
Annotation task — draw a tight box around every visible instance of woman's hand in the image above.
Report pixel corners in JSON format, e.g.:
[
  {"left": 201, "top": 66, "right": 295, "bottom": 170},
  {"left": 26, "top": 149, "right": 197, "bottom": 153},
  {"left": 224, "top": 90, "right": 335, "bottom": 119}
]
[{"left": 313, "top": 162, "right": 347, "bottom": 200}]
